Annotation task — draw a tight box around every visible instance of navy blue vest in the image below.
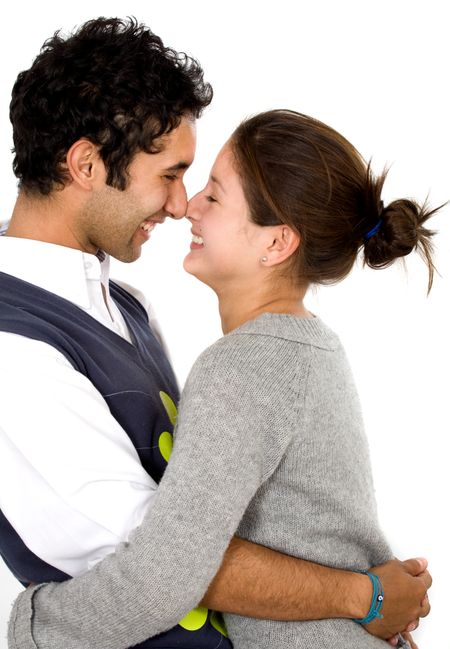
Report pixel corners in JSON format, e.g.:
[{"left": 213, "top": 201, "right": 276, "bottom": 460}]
[{"left": 0, "top": 271, "right": 231, "bottom": 649}]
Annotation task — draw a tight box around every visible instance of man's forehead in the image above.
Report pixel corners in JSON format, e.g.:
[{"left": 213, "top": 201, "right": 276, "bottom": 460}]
[
  {"left": 161, "top": 116, "right": 196, "bottom": 142},
  {"left": 164, "top": 161, "right": 191, "bottom": 172},
  {"left": 160, "top": 120, "right": 196, "bottom": 166}
]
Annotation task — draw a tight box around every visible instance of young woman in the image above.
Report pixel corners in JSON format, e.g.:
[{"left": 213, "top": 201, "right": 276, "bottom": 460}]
[
  {"left": 181, "top": 109, "right": 436, "bottom": 648},
  {"left": 8, "top": 110, "right": 434, "bottom": 649}
]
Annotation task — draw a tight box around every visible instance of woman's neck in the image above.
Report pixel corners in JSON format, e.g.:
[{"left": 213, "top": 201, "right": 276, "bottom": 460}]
[{"left": 217, "top": 283, "right": 310, "bottom": 334}]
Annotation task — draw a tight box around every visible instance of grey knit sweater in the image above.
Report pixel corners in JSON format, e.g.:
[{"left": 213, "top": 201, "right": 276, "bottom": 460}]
[{"left": 8, "top": 314, "right": 395, "bottom": 649}]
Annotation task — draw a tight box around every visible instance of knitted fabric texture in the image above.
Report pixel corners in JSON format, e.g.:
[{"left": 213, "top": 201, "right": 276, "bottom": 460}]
[{"left": 9, "top": 313, "right": 394, "bottom": 649}]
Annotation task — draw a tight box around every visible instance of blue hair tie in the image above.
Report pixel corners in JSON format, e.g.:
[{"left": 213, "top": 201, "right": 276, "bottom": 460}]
[
  {"left": 353, "top": 571, "right": 384, "bottom": 625},
  {"left": 364, "top": 219, "right": 383, "bottom": 241}
]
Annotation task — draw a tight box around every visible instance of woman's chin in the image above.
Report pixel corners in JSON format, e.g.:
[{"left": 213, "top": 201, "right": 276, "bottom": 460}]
[
  {"left": 182, "top": 254, "right": 195, "bottom": 275},
  {"left": 183, "top": 256, "right": 204, "bottom": 282},
  {"left": 183, "top": 258, "right": 217, "bottom": 292}
]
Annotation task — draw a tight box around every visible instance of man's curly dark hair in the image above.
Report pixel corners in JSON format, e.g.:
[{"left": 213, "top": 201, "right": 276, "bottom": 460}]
[{"left": 10, "top": 17, "right": 213, "bottom": 195}]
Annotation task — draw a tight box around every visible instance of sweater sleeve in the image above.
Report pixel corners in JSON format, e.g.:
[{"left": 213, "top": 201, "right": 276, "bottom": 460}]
[{"left": 8, "top": 332, "right": 310, "bottom": 649}]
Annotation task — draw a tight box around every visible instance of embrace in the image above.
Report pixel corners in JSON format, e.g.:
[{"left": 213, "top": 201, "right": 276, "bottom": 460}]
[{"left": 0, "top": 17, "right": 435, "bottom": 649}]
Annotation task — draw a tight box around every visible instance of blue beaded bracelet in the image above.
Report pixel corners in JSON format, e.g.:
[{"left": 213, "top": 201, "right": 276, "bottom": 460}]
[{"left": 353, "top": 572, "right": 384, "bottom": 625}]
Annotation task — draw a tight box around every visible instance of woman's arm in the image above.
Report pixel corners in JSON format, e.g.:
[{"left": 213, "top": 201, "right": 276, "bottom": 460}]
[{"left": 8, "top": 548, "right": 430, "bottom": 648}]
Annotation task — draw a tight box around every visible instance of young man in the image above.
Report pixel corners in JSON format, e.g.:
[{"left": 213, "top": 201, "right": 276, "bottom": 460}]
[{"left": 0, "top": 16, "right": 429, "bottom": 649}]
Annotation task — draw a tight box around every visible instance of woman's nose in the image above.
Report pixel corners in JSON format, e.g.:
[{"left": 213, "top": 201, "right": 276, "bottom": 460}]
[{"left": 186, "top": 191, "right": 202, "bottom": 220}]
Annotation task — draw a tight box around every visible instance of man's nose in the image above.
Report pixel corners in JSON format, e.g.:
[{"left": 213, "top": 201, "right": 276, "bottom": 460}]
[{"left": 165, "top": 183, "right": 188, "bottom": 220}]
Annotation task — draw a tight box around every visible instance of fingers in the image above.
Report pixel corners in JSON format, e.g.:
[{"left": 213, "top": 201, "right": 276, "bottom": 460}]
[
  {"left": 401, "top": 557, "right": 428, "bottom": 576},
  {"left": 419, "top": 592, "right": 431, "bottom": 618},
  {"left": 418, "top": 569, "right": 432, "bottom": 590},
  {"left": 401, "top": 631, "right": 418, "bottom": 649},
  {"left": 387, "top": 632, "right": 418, "bottom": 649},
  {"left": 404, "top": 619, "right": 419, "bottom": 633},
  {"left": 401, "top": 559, "right": 432, "bottom": 618},
  {"left": 388, "top": 634, "right": 400, "bottom": 646}
]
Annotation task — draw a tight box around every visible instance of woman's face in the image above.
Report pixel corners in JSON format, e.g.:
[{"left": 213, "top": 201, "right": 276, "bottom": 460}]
[{"left": 184, "top": 142, "right": 269, "bottom": 290}]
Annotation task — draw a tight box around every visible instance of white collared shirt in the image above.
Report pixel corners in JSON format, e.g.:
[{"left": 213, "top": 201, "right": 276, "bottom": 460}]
[{"left": 0, "top": 236, "right": 159, "bottom": 577}]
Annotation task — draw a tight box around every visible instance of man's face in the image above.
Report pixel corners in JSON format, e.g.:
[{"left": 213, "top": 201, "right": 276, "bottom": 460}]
[{"left": 79, "top": 116, "right": 196, "bottom": 262}]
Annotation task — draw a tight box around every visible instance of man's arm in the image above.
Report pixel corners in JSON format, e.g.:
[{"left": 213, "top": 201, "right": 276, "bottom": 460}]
[{"left": 202, "top": 538, "right": 430, "bottom": 637}]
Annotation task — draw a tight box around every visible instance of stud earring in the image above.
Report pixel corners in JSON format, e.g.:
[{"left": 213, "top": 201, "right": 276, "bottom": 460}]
[{"left": 260, "top": 256, "right": 268, "bottom": 262}]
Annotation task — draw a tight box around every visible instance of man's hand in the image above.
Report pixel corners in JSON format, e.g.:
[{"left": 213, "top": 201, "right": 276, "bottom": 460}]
[
  {"left": 202, "top": 538, "right": 432, "bottom": 637},
  {"left": 388, "top": 631, "right": 418, "bottom": 649},
  {"left": 362, "top": 558, "right": 431, "bottom": 639}
]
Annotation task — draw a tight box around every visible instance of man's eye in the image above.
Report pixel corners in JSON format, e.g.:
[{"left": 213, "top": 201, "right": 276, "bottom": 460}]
[{"left": 163, "top": 174, "right": 178, "bottom": 182}]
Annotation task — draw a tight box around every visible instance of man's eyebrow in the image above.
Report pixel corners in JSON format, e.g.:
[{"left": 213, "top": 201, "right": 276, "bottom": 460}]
[
  {"left": 164, "top": 161, "right": 191, "bottom": 172},
  {"left": 210, "top": 174, "right": 226, "bottom": 193}
]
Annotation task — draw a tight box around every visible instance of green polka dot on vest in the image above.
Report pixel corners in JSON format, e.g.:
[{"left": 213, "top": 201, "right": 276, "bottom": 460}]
[
  {"left": 178, "top": 606, "right": 208, "bottom": 631},
  {"left": 158, "top": 431, "right": 173, "bottom": 462},
  {"left": 159, "top": 391, "right": 178, "bottom": 426},
  {"left": 210, "top": 611, "right": 228, "bottom": 637}
]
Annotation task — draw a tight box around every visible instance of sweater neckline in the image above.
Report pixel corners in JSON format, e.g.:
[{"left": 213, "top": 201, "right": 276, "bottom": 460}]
[{"left": 229, "top": 311, "right": 339, "bottom": 350}]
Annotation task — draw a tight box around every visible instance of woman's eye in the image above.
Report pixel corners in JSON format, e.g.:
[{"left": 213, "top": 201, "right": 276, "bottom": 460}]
[{"left": 206, "top": 195, "right": 217, "bottom": 203}]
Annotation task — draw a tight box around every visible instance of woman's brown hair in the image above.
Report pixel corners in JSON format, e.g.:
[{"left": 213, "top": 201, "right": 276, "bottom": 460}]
[{"left": 230, "top": 109, "right": 438, "bottom": 291}]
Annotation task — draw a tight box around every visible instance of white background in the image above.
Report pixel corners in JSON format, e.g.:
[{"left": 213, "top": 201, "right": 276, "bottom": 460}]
[{"left": 1, "top": 1, "right": 449, "bottom": 647}]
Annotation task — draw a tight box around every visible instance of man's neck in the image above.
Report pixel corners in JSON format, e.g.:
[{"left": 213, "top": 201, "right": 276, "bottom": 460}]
[{"left": 7, "top": 191, "right": 86, "bottom": 253}]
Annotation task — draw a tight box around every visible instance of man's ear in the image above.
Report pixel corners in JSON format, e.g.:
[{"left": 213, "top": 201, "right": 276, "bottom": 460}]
[
  {"left": 64, "top": 139, "right": 103, "bottom": 190},
  {"left": 264, "top": 225, "right": 300, "bottom": 266}
]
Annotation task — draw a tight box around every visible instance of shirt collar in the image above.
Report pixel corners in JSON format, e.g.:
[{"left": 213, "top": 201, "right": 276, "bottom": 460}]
[{"left": 0, "top": 236, "right": 109, "bottom": 310}]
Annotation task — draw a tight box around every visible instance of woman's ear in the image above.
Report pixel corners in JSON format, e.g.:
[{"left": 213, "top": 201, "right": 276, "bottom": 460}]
[
  {"left": 264, "top": 225, "right": 300, "bottom": 266},
  {"left": 64, "top": 139, "right": 103, "bottom": 190}
]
